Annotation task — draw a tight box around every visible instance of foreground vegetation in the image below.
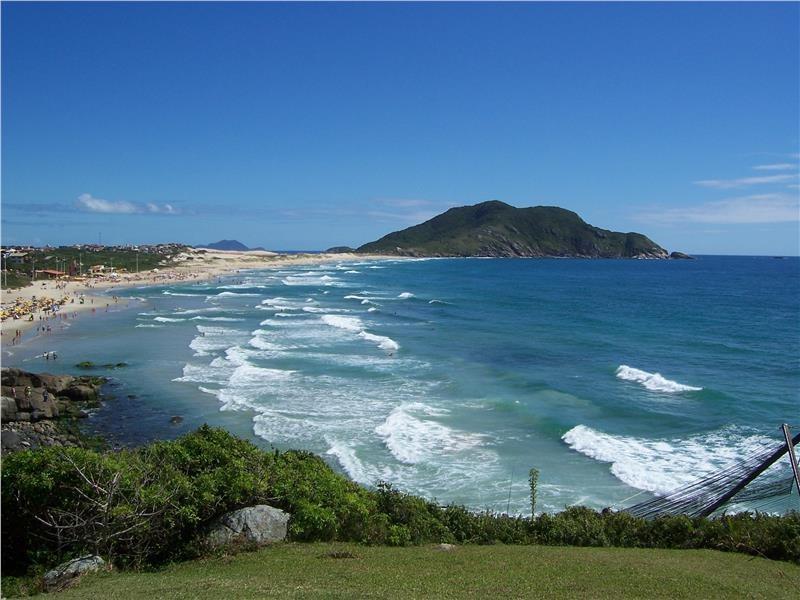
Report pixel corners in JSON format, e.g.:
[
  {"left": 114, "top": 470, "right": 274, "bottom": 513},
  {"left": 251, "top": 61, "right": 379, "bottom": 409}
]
[
  {"left": 3, "top": 427, "right": 799, "bottom": 593},
  {"left": 8, "top": 543, "right": 800, "bottom": 599}
]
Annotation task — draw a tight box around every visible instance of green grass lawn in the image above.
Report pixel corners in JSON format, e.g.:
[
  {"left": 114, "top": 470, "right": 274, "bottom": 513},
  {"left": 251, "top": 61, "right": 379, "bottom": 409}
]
[{"left": 18, "top": 543, "right": 800, "bottom": 599}]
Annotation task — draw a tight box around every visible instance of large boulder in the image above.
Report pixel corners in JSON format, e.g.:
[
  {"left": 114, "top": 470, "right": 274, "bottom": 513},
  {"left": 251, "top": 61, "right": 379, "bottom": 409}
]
[
  {"left": 43, "top": 555, "right": 107, "bottom": 592},
  {"left": 62, "top": 384, "right": 98, "bottom": 403},
  {"left": 1, "top": 430, "right": 22, "bottom": 452},
  {"left": 38, "top": 373, "right": 75, "bottom": 394},
  {"left": 1, "top": 368, "right": 42, "bottom": 389},
  {"left": 27, "top": 391, "right": 59, "bottom": 418},
  {"left": 1, "top": 396, "right": 18, "bottom": 422},
  {"left": 205, "top": 505, "right": 290, "bottom": 549}
]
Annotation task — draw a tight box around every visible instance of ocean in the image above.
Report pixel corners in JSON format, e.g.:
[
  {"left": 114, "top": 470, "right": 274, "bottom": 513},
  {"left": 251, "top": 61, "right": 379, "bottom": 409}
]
[{"left": 4, "top": 256, "right": 799, "bottom": 514}]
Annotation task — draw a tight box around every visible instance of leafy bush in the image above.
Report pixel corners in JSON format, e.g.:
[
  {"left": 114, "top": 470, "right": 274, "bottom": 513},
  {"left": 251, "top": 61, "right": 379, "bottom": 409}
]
[{"left": 3, "top": 425, "right": 799, "bottom": 580}]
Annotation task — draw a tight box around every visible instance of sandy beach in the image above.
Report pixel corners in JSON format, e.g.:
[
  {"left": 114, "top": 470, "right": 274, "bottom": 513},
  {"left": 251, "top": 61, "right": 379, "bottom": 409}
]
[{"left": 0, "top": 249, "right": 390, "bottom": 340}]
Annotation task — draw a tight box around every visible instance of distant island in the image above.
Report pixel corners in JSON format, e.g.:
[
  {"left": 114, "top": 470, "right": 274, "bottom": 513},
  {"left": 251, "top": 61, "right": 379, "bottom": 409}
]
[
  {"left": 199, "top": 240, "right": 267, "bottom": 252},
  {"left": 358, "top": 201, "right": 677, "bottom": 259}
]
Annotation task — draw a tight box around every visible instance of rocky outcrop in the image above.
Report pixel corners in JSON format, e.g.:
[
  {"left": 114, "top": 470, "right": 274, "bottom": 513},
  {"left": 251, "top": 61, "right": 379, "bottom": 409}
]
[
  {"left": 1, "top": 368, "right": 105, "bottom": 451},
  {"left": 669, "top": 251, "right": 694, "bottom": 259},
  {"left": 204, "top": 505, "right": 290, "bottom": 549},
  {"left": 2, "top": 421, "right": 85, "bottom": 452},
  {"left": 43, "top": 555, "right": 107, "bottom": 592}
]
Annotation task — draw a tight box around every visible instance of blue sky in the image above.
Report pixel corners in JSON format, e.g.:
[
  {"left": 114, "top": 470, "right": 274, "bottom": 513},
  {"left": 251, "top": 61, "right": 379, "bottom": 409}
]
[{"left": 2, "top": 2, "right": 798, "bottom": 254}]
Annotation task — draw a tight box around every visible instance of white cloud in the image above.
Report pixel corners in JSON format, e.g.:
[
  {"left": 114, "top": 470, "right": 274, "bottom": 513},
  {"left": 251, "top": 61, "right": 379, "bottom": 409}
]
[
  {"left": 638, "top": 193, "right": 800, "bottom": 225},
  {"left": 367, "top": 210, "right": 440, "bottom": 224},
  {"left": 77, "top": 193, "right": 138, "bottom": 214},
  {"left": 76, "top": 193, "right": 179, "bottom": 215},
  {"left": 146, "top": 202, "right": 178, "bottom": 214},
  {"left": 694, "top": 174, "right": 798, "bottom": 189},
  {"left": 753, "top": 163, "right": 797, "bottom": 171}
]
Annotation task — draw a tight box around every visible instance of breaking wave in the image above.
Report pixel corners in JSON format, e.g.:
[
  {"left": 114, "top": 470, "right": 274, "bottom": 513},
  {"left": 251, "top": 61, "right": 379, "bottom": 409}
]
[{"left": 616, "top": 365, "right": 702, "bottom": 393}]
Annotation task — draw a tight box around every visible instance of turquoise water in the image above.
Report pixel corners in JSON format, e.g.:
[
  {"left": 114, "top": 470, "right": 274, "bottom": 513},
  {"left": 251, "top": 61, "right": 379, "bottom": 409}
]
[{"left": 4, "top": 256, "right": 799, "bottom": 514}]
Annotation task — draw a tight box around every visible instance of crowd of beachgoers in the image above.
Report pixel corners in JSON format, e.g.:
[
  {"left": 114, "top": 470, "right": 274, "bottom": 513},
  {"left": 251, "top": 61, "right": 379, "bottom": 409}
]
[{"left": 0, "top": 249, "right": 368, "bottom": 340}]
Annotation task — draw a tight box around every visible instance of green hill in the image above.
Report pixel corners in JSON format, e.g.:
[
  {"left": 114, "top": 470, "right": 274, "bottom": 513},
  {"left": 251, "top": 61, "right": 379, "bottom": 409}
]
[{"left": 358, "top": 201, "right": 668, "bottom": 258}]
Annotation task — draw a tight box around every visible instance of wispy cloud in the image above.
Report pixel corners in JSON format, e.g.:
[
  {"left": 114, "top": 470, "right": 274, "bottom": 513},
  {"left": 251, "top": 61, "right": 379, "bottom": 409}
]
[
  {"left": 638, "top": 193, "right": 799, "bottom": 225},
  {"left": 366, "top": 209, "right": 441, "bottom": 224},
  {"left": 694, "top": 174, "right": 798, "bottom": 189},
  {"left": 76, "top": 193, "right": 180, "bottom": 215},
  {"left": 753, "top": 163, "right": 797, "bottom": 171}
]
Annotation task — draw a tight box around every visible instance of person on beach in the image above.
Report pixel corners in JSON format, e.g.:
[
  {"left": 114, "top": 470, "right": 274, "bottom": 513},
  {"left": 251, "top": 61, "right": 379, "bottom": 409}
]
[
  {"left": 24, "top": 386, "right": 32, "bottom": 400},
  {"left": 43, "top": 389, "right": 49, "bottom": 403},
  {"left": 11, "top": 386, "right": 16, "bottom": 399}
]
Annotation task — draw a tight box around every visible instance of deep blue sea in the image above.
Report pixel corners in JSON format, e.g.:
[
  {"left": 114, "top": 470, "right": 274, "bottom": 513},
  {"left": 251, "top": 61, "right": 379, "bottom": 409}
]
[{"left": 4, "top": 256, "right": 799, "bottom": 514}]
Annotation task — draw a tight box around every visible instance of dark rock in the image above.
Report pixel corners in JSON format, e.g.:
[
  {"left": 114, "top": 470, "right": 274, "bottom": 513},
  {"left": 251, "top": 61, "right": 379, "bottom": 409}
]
[
  {"left": 1, "top": 396, "right": 18, "bottom": 422},
  {"left": 1, "top": 430, "right": 22, "bottom": 452},
  {"left": 43, "top": 555, "right": 107, "bottom": 592},
  {"left": 204, "top": 505, "right": 290, "bottom": 549},
  {"left": 325, "top": 246, "right": 356, "bottom": 254},
  {"left": 38, "top": 373, "right": 75, "bottom": 393},
  {"left": 15, "top": 411, "right": 31, "bottom": 422},
  {"left": 63, "top": 384, "right": 98, "bottom": 403},
  {"left": 31, "top": 410, "right": 46, "bottom": 422},
  {"left": 2, "top": 367, "right": 43, "bottom": 389},
  {"left": 669, "top": 251, "right": 694, "bottom": 259},
  {"left": 169, "top": 415, "right": 184, "bottom": 424}
]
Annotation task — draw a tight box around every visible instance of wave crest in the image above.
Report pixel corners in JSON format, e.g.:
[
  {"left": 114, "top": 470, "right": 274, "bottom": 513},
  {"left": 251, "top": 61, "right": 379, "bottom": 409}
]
[{"left": 616, "top": 365, "right": 702, "bottom": 393}]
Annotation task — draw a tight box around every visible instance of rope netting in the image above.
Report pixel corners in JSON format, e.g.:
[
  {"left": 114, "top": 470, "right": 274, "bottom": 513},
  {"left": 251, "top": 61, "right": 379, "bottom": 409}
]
[{"left": 624, "top": 431, "right": 800, "bottom": 519}]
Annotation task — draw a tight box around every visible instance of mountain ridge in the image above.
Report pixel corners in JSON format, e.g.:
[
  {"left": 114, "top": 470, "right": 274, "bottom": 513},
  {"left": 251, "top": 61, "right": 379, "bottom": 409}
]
[
  {"left": 199, "top": 240, "right": 266, "bottom": 252},
  {"left": 358, "top": 201, "right": 670, "bottom": 259}
]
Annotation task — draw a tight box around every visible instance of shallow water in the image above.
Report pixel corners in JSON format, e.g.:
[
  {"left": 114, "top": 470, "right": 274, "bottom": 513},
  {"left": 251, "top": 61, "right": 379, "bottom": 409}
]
[{"left": 4, "top": 256, "right": 799, "bottom": 514}]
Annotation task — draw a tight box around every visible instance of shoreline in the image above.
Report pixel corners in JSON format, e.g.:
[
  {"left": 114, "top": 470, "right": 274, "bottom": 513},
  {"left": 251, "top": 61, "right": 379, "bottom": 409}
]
[{"left": 1, "top": 250, "right": 395, "bottom": 340}]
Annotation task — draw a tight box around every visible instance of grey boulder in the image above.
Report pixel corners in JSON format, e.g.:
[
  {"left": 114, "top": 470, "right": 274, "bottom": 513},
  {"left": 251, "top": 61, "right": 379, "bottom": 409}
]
[
  {"left": 205, "top": 505, "right": 290, "bottom": 549},
  {"left": 43, "top": 555, "right": 106, "bottom": 591}
]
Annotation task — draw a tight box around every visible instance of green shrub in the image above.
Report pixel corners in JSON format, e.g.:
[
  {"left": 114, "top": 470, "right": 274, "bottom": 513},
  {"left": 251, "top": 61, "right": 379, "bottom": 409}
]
[{"left": 3, "top": 425, "right": 799, "bottom": 578}]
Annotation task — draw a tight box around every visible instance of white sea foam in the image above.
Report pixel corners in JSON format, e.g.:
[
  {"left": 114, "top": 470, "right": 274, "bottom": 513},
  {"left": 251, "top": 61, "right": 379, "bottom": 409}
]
[
  {"left": 428, "top": 299, "right": 452, "bottom": 306},
  {"left": 397, "top": 292, "right": 414, "bottom": 299},
  {"left": 321, "top": 315, "right": 364, "bottom": 332},
  {"left": 260, "top": 297, "right": 309, "bottom": 311},
  {"left": 367, "top": 307, "right": 378, "bottom": 312},
  {"left": 171, "top": 307, "right": 225, "bottom": 315},
  {"left": 174, "top": 363, "right": 231, "bottom": 385},
  {"left": 320, "top": 314, "right": 399, "bottom": 352},
  {"left": 215, "top": 291, "right": 261, "bottom": 298},
  {"left": 229, "top": 363, "right": 294, "bottom": 387},
  {"left": 359, "top": 331, "right": 399, "bottom": 352},
  {"left": 154, "top": 316, "right": 186, "bottom": 323},
  {"left": 375, "top": 403, "right": 484, "bottom": 465},
  {"left": 616, "top": 365, "right": 702, "bottom": 393},
  {"left": 562, "top": 425, "right": 777, "bottom": 495},
  {"left": 282, "top": 273, "right": 345, "bottom": 287},
  {"left": 188, "top": 326, "right": 249, "bottom": 356},
  {"left": 344, "top": 270, "right": 360, "bottom": 274},
  {"left": 325, "top": 439, "right": 381, "bottom": 485},
  {"left": 189, "top": 316, "right": 245, "bottom": 322},
  {"left": 162, "top": 291, "right": 201, "bottom": 297},
  {"left": 135, "top": 324, "right": 164, "bottom": 328}
]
